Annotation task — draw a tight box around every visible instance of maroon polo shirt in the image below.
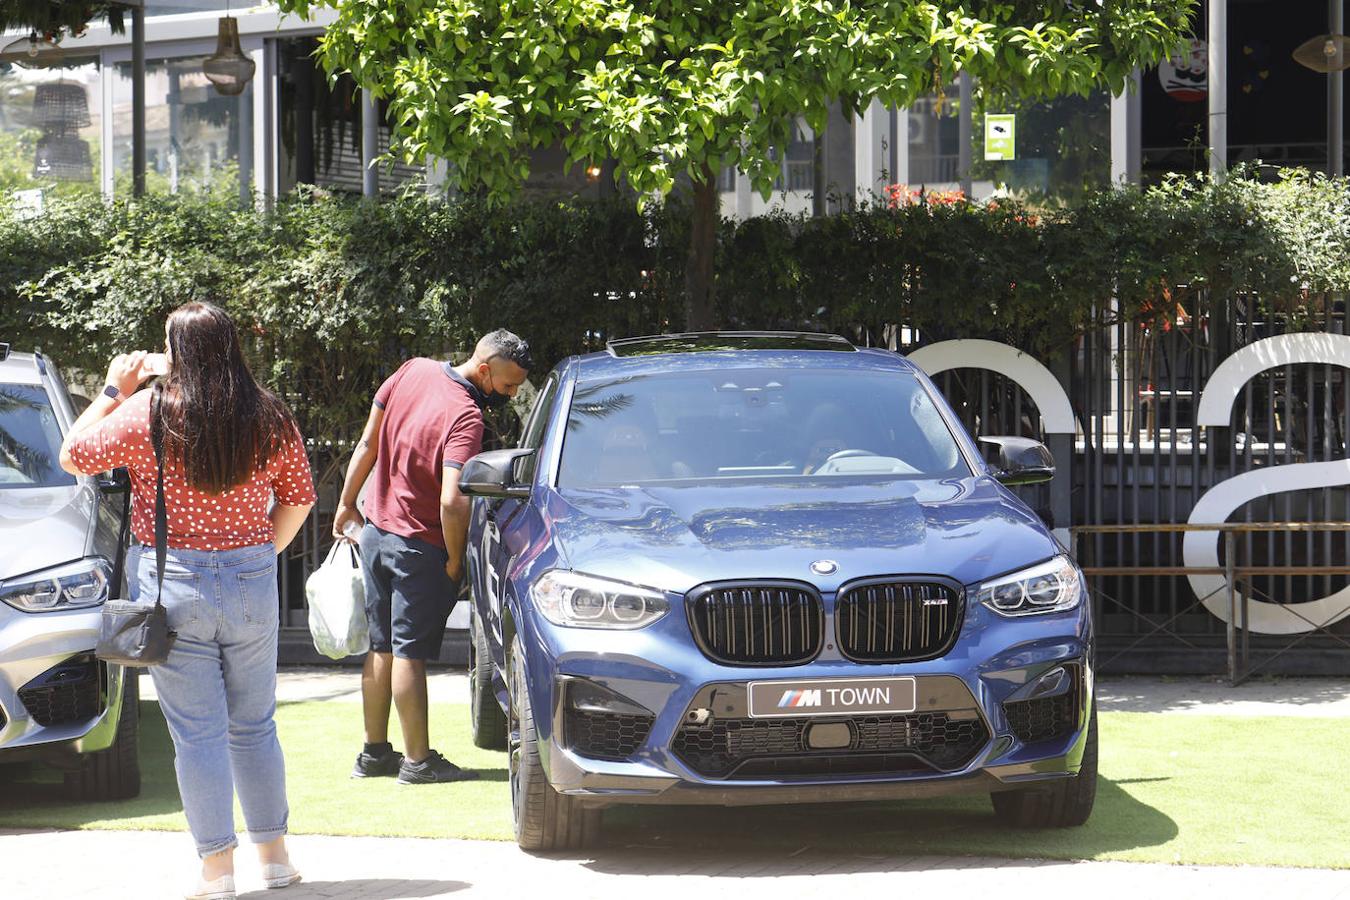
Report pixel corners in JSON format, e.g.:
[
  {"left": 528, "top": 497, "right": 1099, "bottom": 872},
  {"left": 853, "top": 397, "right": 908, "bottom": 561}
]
[{"left": 365, "top": 358, "right": 485, "bottom": 549}]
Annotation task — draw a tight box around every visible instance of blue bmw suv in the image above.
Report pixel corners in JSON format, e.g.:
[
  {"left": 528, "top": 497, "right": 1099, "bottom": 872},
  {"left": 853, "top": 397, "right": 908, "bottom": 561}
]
[{"left": 461, "top": 333, "right": 1095, "bottom": 850}]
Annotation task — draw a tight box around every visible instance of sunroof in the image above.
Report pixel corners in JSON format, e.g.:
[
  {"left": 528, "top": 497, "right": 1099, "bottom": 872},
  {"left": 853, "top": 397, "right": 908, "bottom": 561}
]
[{"left": 607, "top": 332, "right": 856, "bottom": 357}]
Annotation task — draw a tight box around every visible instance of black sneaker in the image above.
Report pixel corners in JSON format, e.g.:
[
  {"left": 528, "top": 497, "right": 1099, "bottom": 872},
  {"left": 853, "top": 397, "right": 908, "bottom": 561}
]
[
  {"left": 351, "top": 747, "right": 404, "bottom": 778},
  {"left": 397, "top": 750, "right": 480, "bottom": 785}
]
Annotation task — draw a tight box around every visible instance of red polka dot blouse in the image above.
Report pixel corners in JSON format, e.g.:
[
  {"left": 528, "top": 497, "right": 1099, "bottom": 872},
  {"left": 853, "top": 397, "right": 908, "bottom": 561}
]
[{"left": 67, "top": 389, "right": 318, "bottom": 551}]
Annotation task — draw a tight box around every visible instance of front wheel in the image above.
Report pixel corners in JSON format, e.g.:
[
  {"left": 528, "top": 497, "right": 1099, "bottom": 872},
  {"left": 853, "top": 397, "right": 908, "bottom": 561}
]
[
  {"left": 507, "top": 634, "right": 600, "bottom": 851},
  {"left": 469, "top": 606, "right": 507, "bottom": 750},
  {"left": 65, "top": 668, "right": 141, "bottom": 802},
  {"left": 991, "top": 698, "right": 1098, "bottom": 828}
]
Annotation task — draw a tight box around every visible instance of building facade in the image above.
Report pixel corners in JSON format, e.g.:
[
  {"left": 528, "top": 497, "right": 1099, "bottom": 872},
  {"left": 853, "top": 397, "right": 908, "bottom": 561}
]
[{"left": 5, "top": 1, "right": 1344, "bottom": 215}]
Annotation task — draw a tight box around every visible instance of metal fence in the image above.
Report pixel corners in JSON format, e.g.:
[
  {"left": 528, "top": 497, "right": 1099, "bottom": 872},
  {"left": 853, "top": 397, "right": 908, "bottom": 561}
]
[
  {"left": 278, "top": 293, "right": 1350, "bottom": 673},
  {"left": 913, "top": 292, "right": 1349, "bottom": 673}
]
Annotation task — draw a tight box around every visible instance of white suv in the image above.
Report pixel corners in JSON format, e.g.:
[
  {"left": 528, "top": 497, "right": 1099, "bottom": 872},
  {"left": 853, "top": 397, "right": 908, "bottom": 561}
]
[{"left": 0, "top": 343, "right": 139, "bottom": 800}]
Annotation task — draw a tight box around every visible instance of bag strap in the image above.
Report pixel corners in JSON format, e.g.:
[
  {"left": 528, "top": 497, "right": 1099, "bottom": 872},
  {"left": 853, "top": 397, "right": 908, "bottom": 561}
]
[
  {"left": 108, "top": 473, "right": 132, "bottom": 598},
  {"left": 150, "top": 384, "right": 168, "bottom": 612}
]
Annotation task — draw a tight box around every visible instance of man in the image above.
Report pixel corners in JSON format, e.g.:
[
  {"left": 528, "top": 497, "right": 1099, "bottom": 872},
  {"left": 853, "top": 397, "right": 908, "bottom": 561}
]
[{"left": 334, "top": 329, "right": 531, "bottom": 784}]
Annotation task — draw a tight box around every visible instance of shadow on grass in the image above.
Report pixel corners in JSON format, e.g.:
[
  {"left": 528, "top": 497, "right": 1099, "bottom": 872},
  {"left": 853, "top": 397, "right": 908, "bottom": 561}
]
[
  {"left": 0, "top": 702, "right": 185, "bottom": 827},
  {"left": 584, "top": 777, "right": 1178, "bottom": 874},
  {"left": 238, "top": 879, "right": 469, "bottom": 899}
]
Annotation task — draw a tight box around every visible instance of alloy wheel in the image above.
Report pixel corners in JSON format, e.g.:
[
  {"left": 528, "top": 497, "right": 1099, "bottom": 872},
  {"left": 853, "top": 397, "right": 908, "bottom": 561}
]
[{"left": 507, "top": 643, "right": 524, "bottom": 830}]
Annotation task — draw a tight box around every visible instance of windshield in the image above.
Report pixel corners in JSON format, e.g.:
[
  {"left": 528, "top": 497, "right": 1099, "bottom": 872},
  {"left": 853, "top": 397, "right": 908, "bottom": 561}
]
[
  {"left": 558, "top": 369, "right": 970, "bottom": 487},
  {"left": 0, "top": 384, "right": 75, "bottom": 489}
]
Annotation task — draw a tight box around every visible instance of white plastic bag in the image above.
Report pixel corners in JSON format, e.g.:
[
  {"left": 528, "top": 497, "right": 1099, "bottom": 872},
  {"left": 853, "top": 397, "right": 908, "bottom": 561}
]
[{"left": 306, "top": 541, "right": 369, "bottom": 660}]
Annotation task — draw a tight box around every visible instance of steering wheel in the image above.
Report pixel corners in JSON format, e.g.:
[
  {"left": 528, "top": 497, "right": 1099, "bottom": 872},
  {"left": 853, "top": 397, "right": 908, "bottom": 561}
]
[{"left": 824, "top": 448, "right": 874, "bottom": 462}]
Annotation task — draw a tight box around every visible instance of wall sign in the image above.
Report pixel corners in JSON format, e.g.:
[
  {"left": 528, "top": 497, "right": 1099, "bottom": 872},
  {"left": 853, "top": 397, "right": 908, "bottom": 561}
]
[
  {"left": 1159, "top": 38, "right": 1208, "bottom": 102},
  {"left": 984, "top": 114, "right": 1016, "bottom": 161}
]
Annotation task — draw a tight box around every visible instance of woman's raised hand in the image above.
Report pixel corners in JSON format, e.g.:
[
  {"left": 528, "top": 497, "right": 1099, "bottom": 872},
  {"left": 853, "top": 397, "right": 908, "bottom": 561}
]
[{"left": 105, "top": 351, "right": 152, "bottom": 398}]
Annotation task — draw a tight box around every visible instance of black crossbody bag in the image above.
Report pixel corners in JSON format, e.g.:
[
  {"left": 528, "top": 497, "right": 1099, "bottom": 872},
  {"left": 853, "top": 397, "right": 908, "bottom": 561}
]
[{"left": 95, "top": 385, "right": 177, "bottom": 667}]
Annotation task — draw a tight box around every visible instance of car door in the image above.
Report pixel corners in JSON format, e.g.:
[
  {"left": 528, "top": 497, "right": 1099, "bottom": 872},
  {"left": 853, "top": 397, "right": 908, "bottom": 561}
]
[{"left": 476, "top": 374, "right": 560, "bottom": 651}]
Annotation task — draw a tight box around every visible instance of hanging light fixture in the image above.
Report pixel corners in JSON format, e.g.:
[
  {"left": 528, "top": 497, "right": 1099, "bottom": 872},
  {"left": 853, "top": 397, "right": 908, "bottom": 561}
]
[
  {"left": 33, "top": 83, "right": 92, "bottom": 131},
  {"left": 1293, "top": 33, "right": 1350, "bottom": 73},
  {"left": 1, "top": 31, "right": 66, "bottom": 69},
  {"left": 34, "top": 133, "right": 93, "bottom": 181},
  {"left": 31, "top": 77, "right": 93, "bottom": 183},
  {"left": 203, "top": 11, "right": 255, "bottom": 96}
]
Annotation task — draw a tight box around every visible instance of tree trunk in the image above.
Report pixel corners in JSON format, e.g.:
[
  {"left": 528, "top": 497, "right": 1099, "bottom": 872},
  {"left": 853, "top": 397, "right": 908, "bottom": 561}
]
[{"left": 684, "top": 164, "right": 718, "bottom": 331}]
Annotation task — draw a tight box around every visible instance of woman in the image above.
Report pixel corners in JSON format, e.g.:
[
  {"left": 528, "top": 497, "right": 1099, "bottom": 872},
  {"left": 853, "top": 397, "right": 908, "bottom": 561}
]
[{"left": 60, "top": 302, "right": 316, "bottom": 900}]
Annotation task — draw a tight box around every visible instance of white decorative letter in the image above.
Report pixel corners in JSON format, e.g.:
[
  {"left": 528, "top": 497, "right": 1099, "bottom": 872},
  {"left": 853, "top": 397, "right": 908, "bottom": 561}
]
[
  {"left": 1185, "top": 334, "right": 1350, "bottom": 634},
  {"left": 907, "top": 339, "right": 1076, "bottom": 435}
]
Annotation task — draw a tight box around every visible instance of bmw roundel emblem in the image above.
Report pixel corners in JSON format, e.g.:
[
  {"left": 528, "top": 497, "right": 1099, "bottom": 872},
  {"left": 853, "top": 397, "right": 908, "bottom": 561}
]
[{"left": 810, "top": 560, "right": 838, "bottom": 576}]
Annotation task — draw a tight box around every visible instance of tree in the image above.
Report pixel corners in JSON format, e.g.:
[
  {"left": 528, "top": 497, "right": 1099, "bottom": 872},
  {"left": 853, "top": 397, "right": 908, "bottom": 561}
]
[{"left": 275, "top": 0, "right": 1195, "bottom": 329}]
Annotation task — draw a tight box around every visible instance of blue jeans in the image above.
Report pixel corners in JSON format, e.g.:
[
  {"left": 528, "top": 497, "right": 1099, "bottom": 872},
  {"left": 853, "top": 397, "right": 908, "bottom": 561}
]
[{"left": 130, "top": 542, "right": 289, "bottom": 858}]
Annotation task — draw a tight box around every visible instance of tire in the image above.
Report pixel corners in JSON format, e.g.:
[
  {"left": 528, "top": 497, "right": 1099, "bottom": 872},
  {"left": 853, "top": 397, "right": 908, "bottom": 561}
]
[
  {"left": 507, "top": 634, "right": 601, "bottom": 851},
  {"left": 64, "top": 668, "right": 141, "bottom": 802},
  {"left": 991, "top": 698, "right": 1098, "bottom": 828},
  {"left": 469, "top": 607, "right": 508, "bottom": 750}
]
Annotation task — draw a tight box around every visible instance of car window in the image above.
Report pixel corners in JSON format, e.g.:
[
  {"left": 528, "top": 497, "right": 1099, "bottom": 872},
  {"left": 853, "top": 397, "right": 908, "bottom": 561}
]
[
  {"left": 515, "top": 375, "right": 559, "bottom": 483},
  {"left": 558, "top": 369, "right": 970, "bottom": 487},
  {"left": 0, "top": 384, "right": 77, "bottom": 488}
]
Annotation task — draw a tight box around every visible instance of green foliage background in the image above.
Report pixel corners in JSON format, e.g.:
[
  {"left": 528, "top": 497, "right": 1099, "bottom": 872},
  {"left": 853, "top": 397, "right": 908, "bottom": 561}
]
[
  {"left": 3, "top": 168, "right": 1348, "bottom": 451},
  {"left": 273, "top": 0, "right": 1194, "bottom": 202}
]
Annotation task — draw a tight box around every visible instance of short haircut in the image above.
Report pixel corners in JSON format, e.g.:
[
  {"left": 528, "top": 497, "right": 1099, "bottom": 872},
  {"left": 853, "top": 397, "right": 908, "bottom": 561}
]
[{"left": 479, "top": 328, "right": 533, "bottom": 371}]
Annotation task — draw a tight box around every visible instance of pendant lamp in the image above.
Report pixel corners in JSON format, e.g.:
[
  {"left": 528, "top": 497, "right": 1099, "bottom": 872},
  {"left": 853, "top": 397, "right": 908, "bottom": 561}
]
[
  {"left": 34, "top": 134, "right": 93, "bottom": 181},
  {"left": 1, "top": 31, "right": 66, "bottom": 69},
  {"left": 33, "top": 82, "right": 92, "bottom": 130},
  {"left": 203, "top": 15, "right": 255, "bottom": 96},
  {"left": 1293, "top": 33, "right": 1350, "bottom": 73}
]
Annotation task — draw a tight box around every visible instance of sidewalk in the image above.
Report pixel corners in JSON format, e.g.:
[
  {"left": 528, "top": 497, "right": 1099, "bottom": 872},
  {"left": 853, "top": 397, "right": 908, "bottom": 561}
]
[
  {"left": 7, "top": 827, "right": 1349, "bottom": 900},
  {"left": 15, "top": 672, "right": 1347, "bottom": 899}
]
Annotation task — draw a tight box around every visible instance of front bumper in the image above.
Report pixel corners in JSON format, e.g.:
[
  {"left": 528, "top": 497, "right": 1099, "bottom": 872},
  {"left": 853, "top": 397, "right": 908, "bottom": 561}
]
[
  {"left": 517, "top": 598, "right": 1094, "bottom": 808},
  {"left": 0, "top": 606, "right": 126, "bottom": 762}
]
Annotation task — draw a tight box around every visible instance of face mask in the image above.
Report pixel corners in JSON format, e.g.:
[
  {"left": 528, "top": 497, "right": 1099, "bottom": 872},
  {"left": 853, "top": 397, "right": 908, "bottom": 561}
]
[{"left": 482, "top": 369, "right": 511, "bottom": 409}]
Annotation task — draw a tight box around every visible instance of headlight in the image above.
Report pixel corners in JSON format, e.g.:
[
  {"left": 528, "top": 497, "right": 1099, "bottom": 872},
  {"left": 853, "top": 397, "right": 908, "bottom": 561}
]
[
  {"left": 0, "top": 558, "right": 113, "bottom": 613},
  {"left": 976, "top": 556, "right": 1083, "bottom": 617},
  {"left": 531, "top": 570, "right": 669, "bottom": 630}
]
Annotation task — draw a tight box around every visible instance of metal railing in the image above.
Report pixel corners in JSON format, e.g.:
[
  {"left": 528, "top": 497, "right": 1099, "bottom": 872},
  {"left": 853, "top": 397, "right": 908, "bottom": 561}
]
[{"left": 1072, "top": 522, "right": 1350, "bottom": 684}]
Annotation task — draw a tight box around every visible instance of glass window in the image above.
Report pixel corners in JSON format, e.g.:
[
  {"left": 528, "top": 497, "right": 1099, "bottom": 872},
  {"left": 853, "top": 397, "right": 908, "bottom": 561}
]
[
  {"left": 970, "top": 89, "right": 1111, "bottom": 205},
  {"left": 0, "top": 56, "right": 102, "bottom": 201},
  {"left": 0, "top": 384, "right": 75, "bottom": 488},
  {"left": 112, "top": 55, "right": 253, "bottom": 200},
  {"left": 558, "top": 369, "right": 969, "bottom": 487},
  {"left": 906, "top": 93, "right": 962, "bottom": 188},
  {"left": 719, "top": 117, "right": 817, "bottom": 218},
  {"left": 515, "top": 375, "right": 558, "bottom": 483},
  {"left": 277, "top": 37, "right": 427, "bottom": 196}
]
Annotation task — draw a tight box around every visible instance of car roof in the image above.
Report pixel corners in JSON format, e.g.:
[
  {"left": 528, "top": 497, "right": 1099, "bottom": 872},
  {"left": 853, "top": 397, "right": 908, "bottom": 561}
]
[
  {"left": 0, "top": 350, "right": 45, "bottom": 386},
  {"left": 571, "top": 333, "right": 919, "bottom": 381}
]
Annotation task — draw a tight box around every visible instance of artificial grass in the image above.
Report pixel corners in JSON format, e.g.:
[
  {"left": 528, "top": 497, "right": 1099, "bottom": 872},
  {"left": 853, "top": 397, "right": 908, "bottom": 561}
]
[{"left": 1, "top": 700, "right": 1346, "bottom": 869}]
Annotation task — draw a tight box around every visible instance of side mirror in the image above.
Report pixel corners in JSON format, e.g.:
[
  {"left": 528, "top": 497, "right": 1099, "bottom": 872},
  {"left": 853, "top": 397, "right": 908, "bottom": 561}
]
[
  {"left": 96, "top": 467, "right": 131, "bottom": 495},
  {"left": 459, "top": 448, "right": 534, "bottom": 499},
  {"left": 978, "top": 436, "right": 1055, "bottom": 486}
]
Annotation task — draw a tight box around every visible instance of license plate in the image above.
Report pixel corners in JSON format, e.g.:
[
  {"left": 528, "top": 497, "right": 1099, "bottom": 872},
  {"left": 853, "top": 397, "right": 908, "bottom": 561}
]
[{"left": 747, "top": 676, "right": 918, "bottom": 719}]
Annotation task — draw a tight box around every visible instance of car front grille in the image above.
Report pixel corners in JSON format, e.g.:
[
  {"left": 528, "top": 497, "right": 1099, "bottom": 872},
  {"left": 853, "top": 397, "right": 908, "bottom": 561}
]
[
  {"left": 1004, "top": 667, "right": 1081, "bottom": 744},
  {"left": 565, "top": 708, "right": 654, "bottom": 761},
  {"left": 18, "top": 654, "right": 102, "bottom": 727},
  {"left": 687, "top": 582, "right": 823, "bottom": 665},
  {"left": 672, "top": 710, "right": 989, "bottom": 779},
  {"left": 835, "top": 580, "right": 964, "bottom": 662}
]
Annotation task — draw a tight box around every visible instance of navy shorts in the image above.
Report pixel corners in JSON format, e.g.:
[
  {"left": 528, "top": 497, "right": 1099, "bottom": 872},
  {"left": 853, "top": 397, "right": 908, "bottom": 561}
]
[{"left": 357, "top": 523, "right": 460, "bottom": 661}]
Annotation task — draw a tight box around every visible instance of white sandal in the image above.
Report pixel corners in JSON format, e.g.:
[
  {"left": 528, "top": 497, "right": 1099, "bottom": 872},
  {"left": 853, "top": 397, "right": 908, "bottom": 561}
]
[{"left": 262, "top": 862, "right": 303, "bottom": 889}]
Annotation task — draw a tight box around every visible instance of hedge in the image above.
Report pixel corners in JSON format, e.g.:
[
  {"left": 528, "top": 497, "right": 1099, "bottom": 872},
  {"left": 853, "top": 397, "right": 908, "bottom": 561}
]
[{"left": 3, "top": 167, "right": 1348, "bottom": 453}]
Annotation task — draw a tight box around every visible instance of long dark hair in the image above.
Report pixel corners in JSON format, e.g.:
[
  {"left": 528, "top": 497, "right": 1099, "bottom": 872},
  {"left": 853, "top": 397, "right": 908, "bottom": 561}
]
[{"left": 158, "top": 302, "right": 298, "bottom": 494}]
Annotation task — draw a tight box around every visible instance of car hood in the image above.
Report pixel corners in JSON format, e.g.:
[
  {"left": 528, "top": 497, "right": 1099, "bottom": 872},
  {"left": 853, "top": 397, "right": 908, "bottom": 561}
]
[
  {"left": 0, "top": 485, "right": 95, "bottom": 581},
  {"left": 545, "top": 477, "right": 1059, "bottom": 594}
]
